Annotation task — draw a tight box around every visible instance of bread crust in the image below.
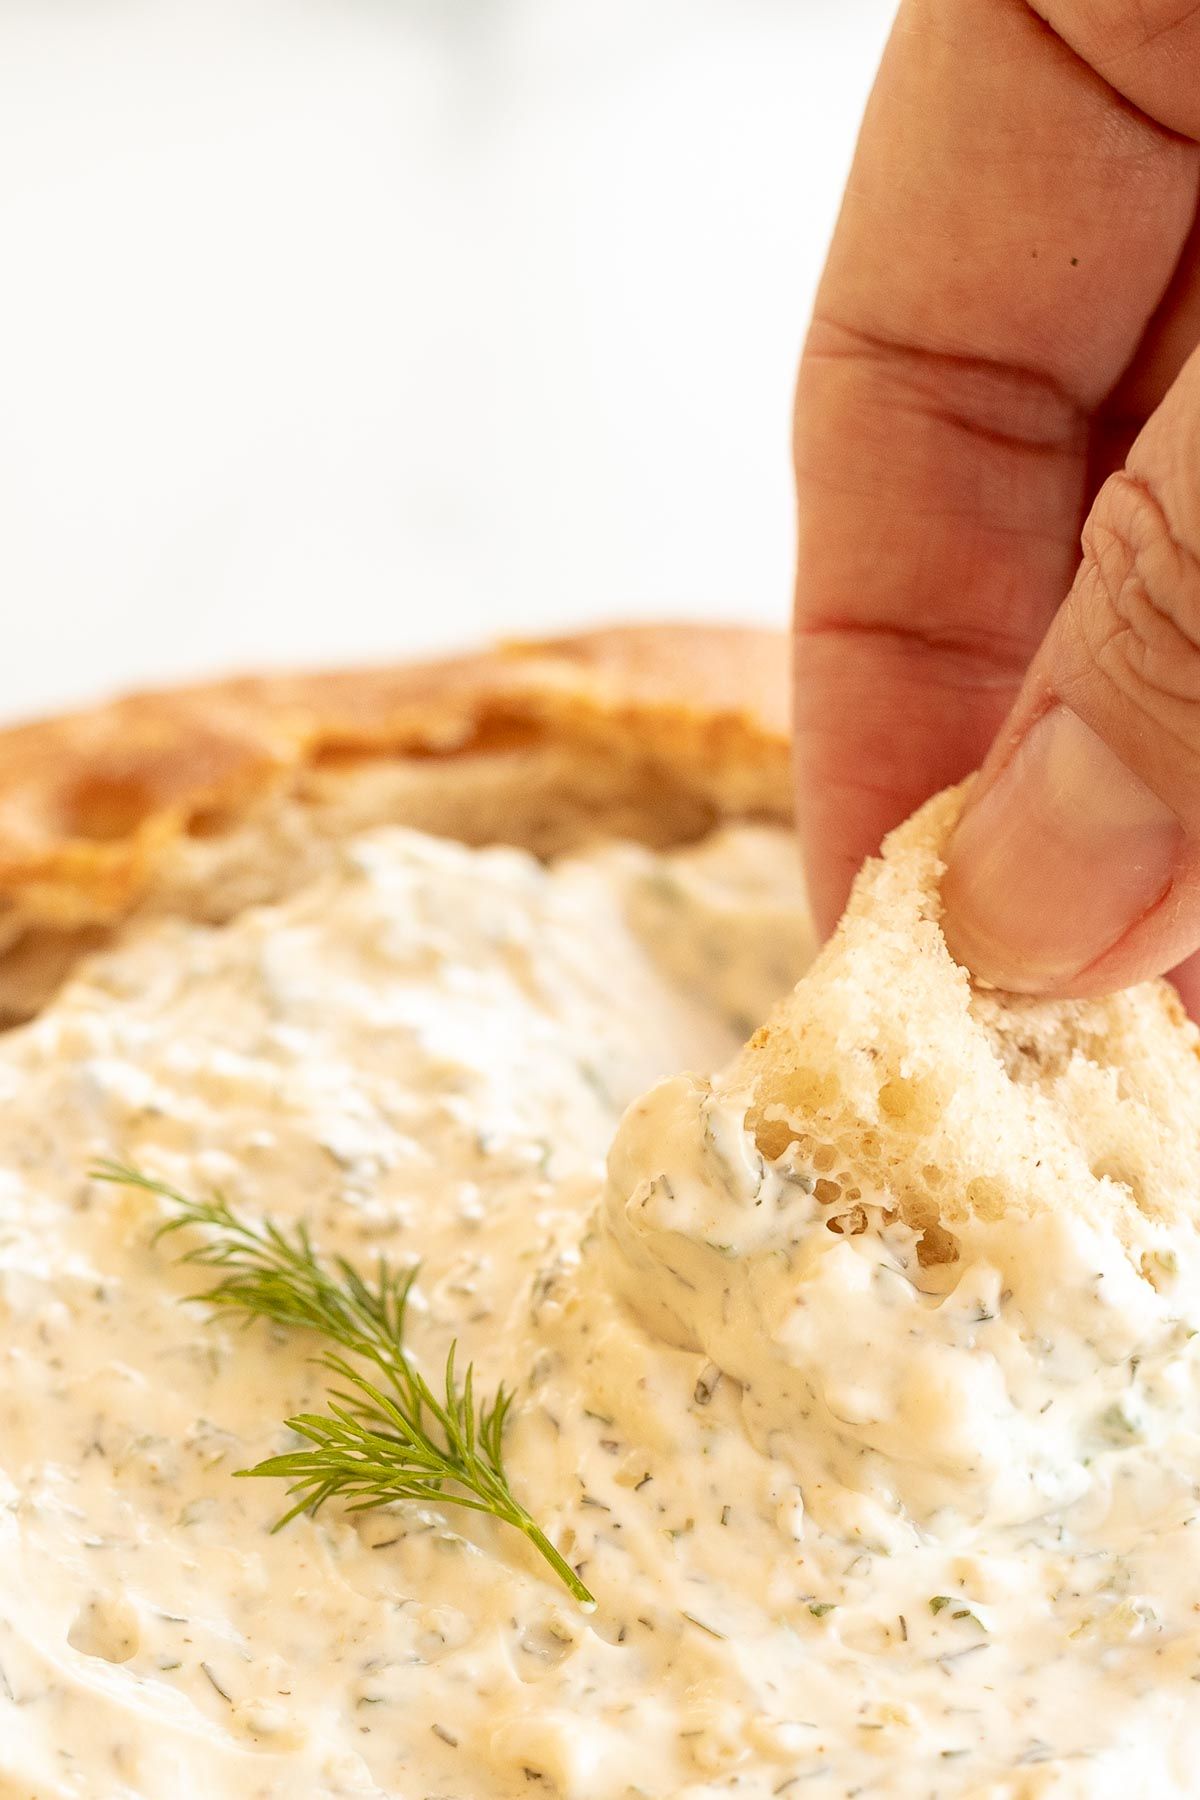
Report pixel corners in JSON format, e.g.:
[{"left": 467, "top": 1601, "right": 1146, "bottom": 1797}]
[{"left": 0, "top": 624, "right": 791, "bottom": 1019}]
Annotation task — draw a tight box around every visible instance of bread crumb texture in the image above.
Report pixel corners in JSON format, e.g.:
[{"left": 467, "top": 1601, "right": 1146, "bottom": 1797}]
[{"left": 731, "top": 784, "right": 1200, "bottom": 1267}]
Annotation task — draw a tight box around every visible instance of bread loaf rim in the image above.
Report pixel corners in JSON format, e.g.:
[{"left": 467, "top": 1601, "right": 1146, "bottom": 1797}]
[{"left": 0, "top": 624, "right": 792, "bottom": 1021}]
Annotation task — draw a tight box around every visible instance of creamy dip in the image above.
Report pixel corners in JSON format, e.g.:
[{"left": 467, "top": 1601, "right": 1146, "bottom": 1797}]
[{"left": 1, "top": 821, "right": 1199, "bottom": 1798}]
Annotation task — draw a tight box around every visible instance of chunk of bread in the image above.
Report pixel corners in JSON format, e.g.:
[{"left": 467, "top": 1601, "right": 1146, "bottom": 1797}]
[{"left": 730, "top": 783, "right": 1200, "bottom": 1265}]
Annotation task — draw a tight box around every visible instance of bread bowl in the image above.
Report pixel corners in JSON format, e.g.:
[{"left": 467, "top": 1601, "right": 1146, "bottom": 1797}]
[
  {"left": 0, "top": 625, "right": 792, "bottom": 1024},
  {"left": 4, "top": 624, "right": 1200, "bottom": 1798}
]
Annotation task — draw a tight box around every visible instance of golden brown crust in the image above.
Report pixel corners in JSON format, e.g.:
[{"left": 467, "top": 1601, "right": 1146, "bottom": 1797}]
[{"left": 0, "top": 624, "right": 790, "bottom": 970}]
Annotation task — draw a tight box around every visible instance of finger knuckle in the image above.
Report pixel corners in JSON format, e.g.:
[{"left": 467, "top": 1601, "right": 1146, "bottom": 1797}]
[{"left": 1065, "top": 470, "right": 1200, "bottom": 728}]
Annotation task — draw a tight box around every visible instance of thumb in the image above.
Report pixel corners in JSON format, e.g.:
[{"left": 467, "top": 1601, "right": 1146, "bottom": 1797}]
[{"left": 942, "top": 344, "right": 1200, "bottom": 998}]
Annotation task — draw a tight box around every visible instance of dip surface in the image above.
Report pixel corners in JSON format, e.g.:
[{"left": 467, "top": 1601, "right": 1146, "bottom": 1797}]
[{"left": 1, "top": 823, "right": 1199, "bottom": 1798}]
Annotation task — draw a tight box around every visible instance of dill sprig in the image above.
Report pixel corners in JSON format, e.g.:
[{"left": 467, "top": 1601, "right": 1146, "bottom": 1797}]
[{"left": 92, "top": 1160, "right": 594, "bottom": 1608}]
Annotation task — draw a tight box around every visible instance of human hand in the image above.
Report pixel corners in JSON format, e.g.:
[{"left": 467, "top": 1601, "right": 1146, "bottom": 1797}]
[{"left": 794, "top": 0, "right": 1200, "bottom": 1002}]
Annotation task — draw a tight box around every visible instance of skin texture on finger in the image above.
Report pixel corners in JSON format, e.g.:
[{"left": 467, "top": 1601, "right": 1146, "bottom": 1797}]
[
  {"left": 943, "top": 344, "right": 1200, "bottom": 994},
  {"left": 795, "top": 0, "right": 1200, "bottom": 936}
]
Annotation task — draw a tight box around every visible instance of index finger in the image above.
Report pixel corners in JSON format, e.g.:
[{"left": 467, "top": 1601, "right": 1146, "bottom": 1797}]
[{"left": 795, "top": 0, "right": 1200, "bottom": 933}]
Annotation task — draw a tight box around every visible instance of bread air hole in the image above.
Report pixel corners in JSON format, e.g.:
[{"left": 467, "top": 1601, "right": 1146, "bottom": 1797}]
[
  {"left": 1090, "top": 1156, "right": 1147, "bottom": 1209},
  {"left": 965, "top": 1176, "right": 1006, "bottom": 1219},
  {"left": 827, "top": 1205, "right": 868, "bottom": 1237},
  {"left": 917, "top": 1223, "right": 960, "bottom": 1267},
  {"left": 878, "top": 1075, "right": 943, "bottom": 1132},
  {"left": 756, "top": 1065, "right": 841, "bottom": 1119},
  {"left": 754, "top": 1117, "right": 795, "bottom": 1160},
  {"left": 749, "top": 1068, "right": 844, "bottom": 1160}
]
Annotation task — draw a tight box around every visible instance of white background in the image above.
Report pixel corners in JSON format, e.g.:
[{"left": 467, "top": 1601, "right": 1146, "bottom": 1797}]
[{"left": 0, "top": 0, "right": 893, "bottom": 724}]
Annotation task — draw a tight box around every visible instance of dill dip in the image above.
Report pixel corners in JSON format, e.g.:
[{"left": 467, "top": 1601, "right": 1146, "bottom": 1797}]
[{"left": 1, "top": 821, "right": 1199, "bottom": 1796}]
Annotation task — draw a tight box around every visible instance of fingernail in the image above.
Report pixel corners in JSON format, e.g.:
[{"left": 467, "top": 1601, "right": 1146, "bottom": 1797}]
[{"left": 943, "top": 705, "right": 1183, "bottom": 990}]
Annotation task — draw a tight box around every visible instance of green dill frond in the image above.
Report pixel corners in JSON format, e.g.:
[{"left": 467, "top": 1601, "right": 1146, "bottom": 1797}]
[{"left": 92, "top": 1160, "right": 594, "bottom": 1608}]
